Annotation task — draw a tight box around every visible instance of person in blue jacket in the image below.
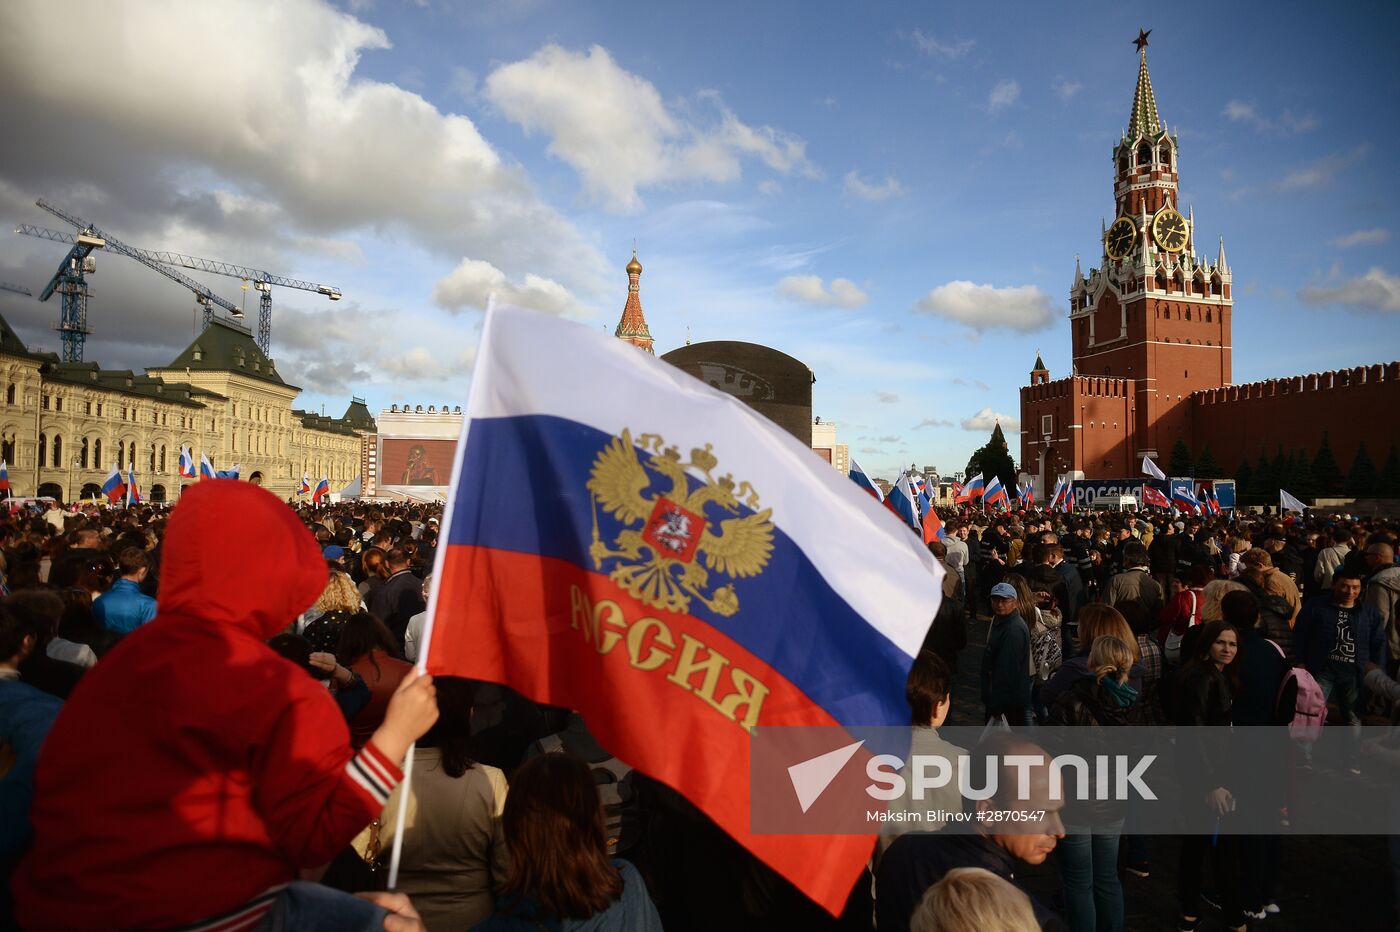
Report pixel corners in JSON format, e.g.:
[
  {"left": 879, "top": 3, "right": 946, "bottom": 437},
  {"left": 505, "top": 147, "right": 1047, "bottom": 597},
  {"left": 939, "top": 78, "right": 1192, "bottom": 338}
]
[
  {"left": 92, "top": 547, "right": 158, "bottom": 635},
  {"left": 1293, "top": 568, "right": 1385, "bottom": 726},
  {"left": 0, "top": 599, "right": 64, "bottom": 926}
]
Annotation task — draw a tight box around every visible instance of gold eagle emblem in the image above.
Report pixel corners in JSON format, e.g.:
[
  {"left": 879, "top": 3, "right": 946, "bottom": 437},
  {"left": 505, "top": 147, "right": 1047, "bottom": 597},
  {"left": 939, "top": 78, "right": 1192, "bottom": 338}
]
[{"left": 587, "top": 429, "right": 774, "bottom": 617}]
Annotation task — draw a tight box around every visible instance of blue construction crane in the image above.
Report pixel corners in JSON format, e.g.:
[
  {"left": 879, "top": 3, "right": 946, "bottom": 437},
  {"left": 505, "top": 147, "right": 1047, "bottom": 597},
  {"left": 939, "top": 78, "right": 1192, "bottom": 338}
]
[
  {"left": 26, "top": 200, "right": 338, "bottom": 355},
  {"left": 140, "top": 248, "right": 340, "bottom": 356},
  {"left": 0, "top": 281, "right": 33, "bottom": 297},
  {"left": 31, "top": 226, "right": 105, "bottom": 362},
  {"left": 17, "top": 203, "right": 245, "bottom": 360}
]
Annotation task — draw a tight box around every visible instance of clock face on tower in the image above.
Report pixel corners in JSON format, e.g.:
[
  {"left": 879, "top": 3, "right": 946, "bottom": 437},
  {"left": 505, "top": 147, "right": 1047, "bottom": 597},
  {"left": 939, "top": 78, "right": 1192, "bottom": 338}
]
[
  {"left": 1105, "top": 217, "right": 1137, "bottom": 260},
  {"left": 1152, "top": 207, "right": 1189, "bottom": 252}
]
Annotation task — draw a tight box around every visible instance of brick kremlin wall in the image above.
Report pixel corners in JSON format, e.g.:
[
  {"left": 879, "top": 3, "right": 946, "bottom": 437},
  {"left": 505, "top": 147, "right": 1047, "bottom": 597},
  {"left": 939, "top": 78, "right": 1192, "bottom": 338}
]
[{"left": 1191, "top": 362, "right": 1400, "bottom": 472}]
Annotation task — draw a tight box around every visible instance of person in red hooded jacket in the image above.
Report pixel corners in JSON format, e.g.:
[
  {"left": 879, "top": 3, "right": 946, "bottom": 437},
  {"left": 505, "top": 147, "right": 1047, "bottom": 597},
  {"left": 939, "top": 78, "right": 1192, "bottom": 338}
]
[{"left": 13, "top": 480, "right": 439, "bottom": 930}]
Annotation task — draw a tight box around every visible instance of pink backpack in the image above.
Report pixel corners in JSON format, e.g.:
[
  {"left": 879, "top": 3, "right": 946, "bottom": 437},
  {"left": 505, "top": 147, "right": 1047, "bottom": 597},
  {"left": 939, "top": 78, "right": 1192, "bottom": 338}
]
[{"left": 1269, "top": 640, "right": 1326, "bottom": 742}]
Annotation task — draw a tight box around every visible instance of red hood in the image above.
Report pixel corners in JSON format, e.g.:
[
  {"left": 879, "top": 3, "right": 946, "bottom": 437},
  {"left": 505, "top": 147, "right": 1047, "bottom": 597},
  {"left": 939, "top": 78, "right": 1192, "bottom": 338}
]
[{"left": 159, "top": 480, "right": 326, "bottom": 639}]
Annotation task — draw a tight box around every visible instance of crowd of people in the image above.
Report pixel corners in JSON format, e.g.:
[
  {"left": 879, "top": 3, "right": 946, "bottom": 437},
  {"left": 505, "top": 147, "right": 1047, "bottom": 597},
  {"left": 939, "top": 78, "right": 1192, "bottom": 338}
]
[{"left": 0, "top": 481, "right": 1398, "bottom": 931}]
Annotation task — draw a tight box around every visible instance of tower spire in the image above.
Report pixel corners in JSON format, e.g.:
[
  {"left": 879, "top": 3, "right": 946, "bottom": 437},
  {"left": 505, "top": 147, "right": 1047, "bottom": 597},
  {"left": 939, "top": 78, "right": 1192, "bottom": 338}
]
[
  {"left": 1128, "top": 32, "right": 1162, "bottom": 139},
  {"left": 1217, "top": 237, "right": 1229, "bottom": 275},
  {"left": 615, "top": 251, "right": 655, "bottom": 353}
]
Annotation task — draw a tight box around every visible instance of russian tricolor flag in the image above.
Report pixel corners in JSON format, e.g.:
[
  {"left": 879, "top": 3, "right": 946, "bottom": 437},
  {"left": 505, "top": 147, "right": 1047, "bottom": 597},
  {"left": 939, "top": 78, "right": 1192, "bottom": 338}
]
[
  {"left": 101, "top": 464, "right": 127, "bottom": 504},
  {"left": 847, "top": 459, "right": 883, "bottom": 502},
  {"left": 178, "top": 445, "right": 197, "bottom": 480},
  {"left": 199, "top": 453, "right": 216, "bottom": 480},
  {"left": 421, "top": 304, "right": 942, "bottom": 915},
  {"left": 312, "top": 476, "right": 330, "bottom": 503},
  {"left": 298, "top": 473, "right": 312, "bottom": 495},
  {"left": 922, "top": 504, "right": 946, "bottom": 544},
  {"left": 1173, "top": 485, "right": 1202, "bottom": 513},
  {"left": 126, "top": 463, "right": 142, "bottom": 506},
  {"left": 0, "top": 459, "right": 9, "bottom": 494},
  {"left": 963, "top": 473, "right": 985, "bottom": 501},
  {"left": 886, "top": 471, "right": 922, "bottom": 531},
  {"left": 983, "top": 475, "right": 1009, "bottom": 509}
]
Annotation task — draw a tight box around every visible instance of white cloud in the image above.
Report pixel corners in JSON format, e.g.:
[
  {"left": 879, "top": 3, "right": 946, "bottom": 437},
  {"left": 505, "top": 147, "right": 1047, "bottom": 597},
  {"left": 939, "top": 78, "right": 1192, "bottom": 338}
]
[
  {"left": 0, "top": 0, "right": 605, "bottom": 298},
  {"left": 961, "top": 407, "right": 1019, "bottom": 432},
  {"left": 914, "top": 417, "right": 953, "bottom": 429},
  {"left": 1223, "top": 100, "right": 1319, "bottom": 134},
  {"left": 908, "top": 28, "right": 974, "bottom": 59},
  {"left": 1278, "top": 145, "right": 1370, "bottom": 190},
  {"left": 843, "top": 170, "right": 905, "bottom": 201},
  {"left": 988, "top": 79, "right": 1020, "bottom": 112},
  {"left": 776, "top": 275, "right": 868, "bottom": 308},
  {"left": 915, "top": 280, "right": 1055, "bottom": 332},
  {"left": 378, "top": 344, "right": 478, "bottom": 382},
  {"left": 876, "top": 392, "right": 900, "bottom": 404},
  {"left": 483, "top": 44, "right": 816, "bottom": 212},
  {"left": 1333, "top": 228, "right": 1390, "bottom": 248},
  {"left": 1299, "top": 268, "right": 1400, "bottom": 313},
  {"left": 433, "top": 258, "right": 577, "bottom": 315},
  {"left": 1051, "top": 77, "right": 1082, "bottom": 100}
]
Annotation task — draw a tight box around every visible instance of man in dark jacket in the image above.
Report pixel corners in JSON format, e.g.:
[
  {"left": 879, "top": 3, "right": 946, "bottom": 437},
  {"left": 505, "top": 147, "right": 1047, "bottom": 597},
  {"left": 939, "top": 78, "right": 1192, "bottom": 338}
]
[
  {"left": 369, "top": 548, "right": 426, "bottom": 644},
  {"left": 876, "top": 736, "right": 1066, "bottom": 932},
  {"left": 1106, "top": 542, "right": 1164, "bottom": 621},
  {"left": 1294, "top": 569, "right": 1384, "bottom": 727},
  {"left": 981, "top": 582, "right": 1031, "bottom": 724}
]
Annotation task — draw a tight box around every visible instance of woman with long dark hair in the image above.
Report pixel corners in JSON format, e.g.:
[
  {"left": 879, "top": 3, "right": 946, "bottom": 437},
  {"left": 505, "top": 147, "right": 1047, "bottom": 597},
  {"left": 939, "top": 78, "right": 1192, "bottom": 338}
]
[
  {"left": 336, "top": 612, "right": 413, "bottom": 748},
  {"left": 471, "top": 753, "right": 661, "bottom": 930},
  {"left": 1173, "top": 620, "right": 1244, "bottom": 932},
  {"left": 379, "top": 678, "right": 508, "bottom": 931}
]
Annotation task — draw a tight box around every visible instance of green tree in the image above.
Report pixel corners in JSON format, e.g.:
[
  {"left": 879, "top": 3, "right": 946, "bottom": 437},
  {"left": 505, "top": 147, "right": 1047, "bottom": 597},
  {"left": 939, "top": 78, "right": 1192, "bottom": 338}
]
[
  {"left": 1379, "top": 442, "right": 1400, "bottom": 498},
  {"left": 1252, "top": 449, "right": 1273, "bottom": 506},
  {"left": 1234, "top": 460, "right": 1254, "bottom": 503},
  {"left": 965, "top": 422, "right": 1018, "bottom": 495},
  {"left": 1168, "top": 439, "right": 1194, "bottom": 476},
  {"left": 1288, "top": 450, "right": 1315, "bottom": 501},
  {"left": 1312, "top": 431, "right": 1344, "bottom": 497},
  {"left": 1346, "top": 441, "right": 1379, "bottom": 497},
  {"left": 1194, "top": 446, "right": 1220, "bottom": 478}
]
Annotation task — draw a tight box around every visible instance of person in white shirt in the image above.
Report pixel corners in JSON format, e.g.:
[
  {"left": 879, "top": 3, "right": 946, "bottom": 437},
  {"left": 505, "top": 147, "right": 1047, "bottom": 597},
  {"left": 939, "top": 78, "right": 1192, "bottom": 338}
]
[{"left": 403, "top": 573, "right": 433, "bottom": 664}]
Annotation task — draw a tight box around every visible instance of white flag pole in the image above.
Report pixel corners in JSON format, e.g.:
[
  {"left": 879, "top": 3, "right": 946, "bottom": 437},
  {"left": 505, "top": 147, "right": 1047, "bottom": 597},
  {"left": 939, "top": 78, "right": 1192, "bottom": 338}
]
[{"left": 386, "top": 294, "right": 494, "bottom": 890}]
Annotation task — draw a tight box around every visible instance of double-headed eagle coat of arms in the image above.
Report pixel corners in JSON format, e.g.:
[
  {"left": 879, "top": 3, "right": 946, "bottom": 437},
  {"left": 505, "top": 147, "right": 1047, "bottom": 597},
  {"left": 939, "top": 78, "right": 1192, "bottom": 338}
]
[{"left": 587, "top": 429, "right": 775, "bottom": 617}]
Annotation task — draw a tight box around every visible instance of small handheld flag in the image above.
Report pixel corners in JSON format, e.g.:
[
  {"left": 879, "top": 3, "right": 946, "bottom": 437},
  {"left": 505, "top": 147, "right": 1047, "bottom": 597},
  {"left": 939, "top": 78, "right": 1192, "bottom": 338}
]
[
  {"left": 886, "top": 471, "right": 921, "bottom": 531},
  {"left": 964, "top": 473, "right": 985, "bottom": 501},
  {"left": 847, "top": 459, "right": 883, "bottom": 502},
  {"left": 1280, "top": 488, "right": 1307, "bottom": 513},
  {"left": 1141, "top": 455, "right": 1167, "bottom": 481},
  {"left": 1142, "top": 485, "right": 1171, "bottom": 509},
  {"left": 0, "top": 460, "right": 9, "bottom": 495},
  {"left": 922, "top": 504, "right": 946, "bottom": 543},
  {"left": 126, "top": 463, "right": 142, "bottom": 506},
  {"left": 1172, "top": 485, "right": 1202, "bottom": 513},
  {"left": 298, "top": 473, "right": 312, "bottom": 496},
  {"left": 100, "top": 464, "right": 127, "bottom": 504},
  {"left": 311, "top": 476, "right": 330, "bottom": 504},
  {"left": 199, "top": 453, "right": 216, "bottom": 480},
  {"left": 178, "top": 446, "right": 197, "bottom": 480},
  {"left": 982, "top": 476, "right": 1009, "bottom": 509}
]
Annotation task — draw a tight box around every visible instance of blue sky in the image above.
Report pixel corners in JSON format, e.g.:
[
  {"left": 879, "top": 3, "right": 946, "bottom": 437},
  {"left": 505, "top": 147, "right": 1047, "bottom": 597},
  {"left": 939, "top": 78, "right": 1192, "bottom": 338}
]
[{"left": 0, "top": 0, "right": 1396, "bottom": 481}]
